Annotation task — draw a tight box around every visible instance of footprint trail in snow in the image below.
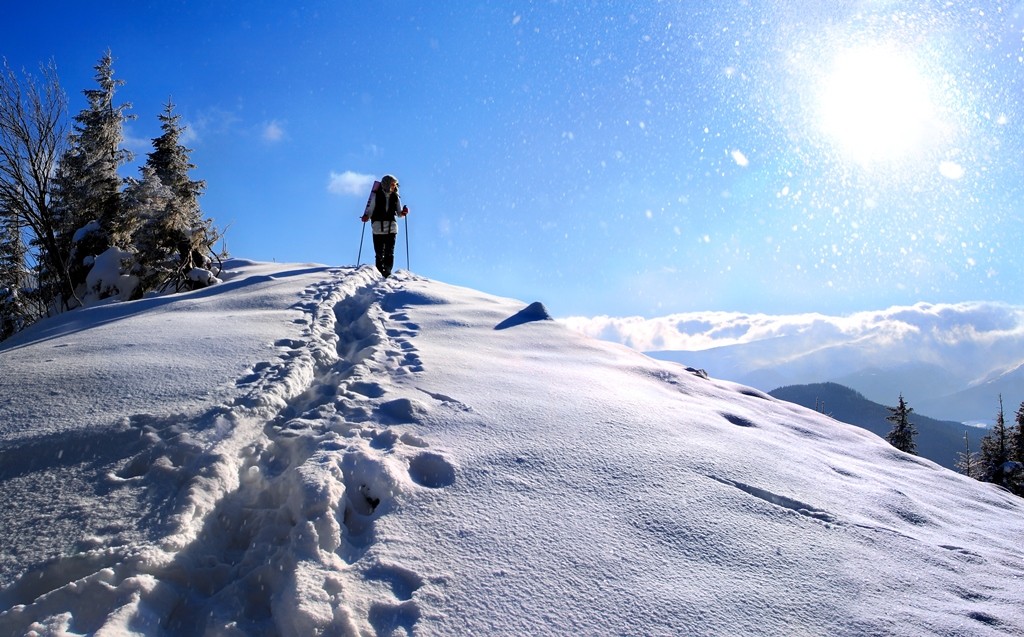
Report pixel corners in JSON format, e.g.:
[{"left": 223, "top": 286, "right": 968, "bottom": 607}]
[
  {"left": 169, "top": 268, "right": 455, "bottom": 635},
  {"left": 2, "top": 267, "right": 456, "bottom": 636}
]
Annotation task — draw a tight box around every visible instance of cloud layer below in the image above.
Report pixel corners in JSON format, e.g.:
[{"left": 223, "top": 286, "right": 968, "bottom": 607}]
[
  {"left": 562, "top": 302, "right": 1024, "bottom": 421},
  {"left": 563, "top": 302, "right": 1024, "bottom": 357}
]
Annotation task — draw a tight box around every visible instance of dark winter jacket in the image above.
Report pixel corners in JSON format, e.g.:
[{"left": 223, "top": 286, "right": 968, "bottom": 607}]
[{"left": 369, "top": 190, "right": 402, "bottom": 235}]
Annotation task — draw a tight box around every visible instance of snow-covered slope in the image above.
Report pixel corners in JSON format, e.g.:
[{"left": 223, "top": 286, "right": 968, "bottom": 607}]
[{"left": 1, "top": 261, "right": 1022, "bottom": 636}]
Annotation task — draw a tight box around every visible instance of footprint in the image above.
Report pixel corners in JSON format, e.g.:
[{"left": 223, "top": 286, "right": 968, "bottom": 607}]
[
  {"left": 368, "top": 600, "right": 420, "bottom": 636},
  {"left": 722, "top": 413, "right": 756, "bottom": 428},
  {"left": 377, "top": 398, "right": 428, "bottom": 424},
  {"left": 236, "top": 362, "right": 275, "bottom": 386},
  {"left": 364, "top": 563, "right": 424, "bottom": 601},
  {"left": 370, "top": 430, "right": 401, "bottom": 450},
  {"left": 418, "top": 389, "right": 471, "bottom": 412},
  {"left": 399, "top": 433, "right": 429, "bottom": 448},
  {"left": 408, "top": 452, "right": 456, "bottom": 489},
  {"left": 236, "top": 373, "right": 261, "bottom": 386},
  {"left": 347, "top": 381, "right": 385, "bottom": 398}
]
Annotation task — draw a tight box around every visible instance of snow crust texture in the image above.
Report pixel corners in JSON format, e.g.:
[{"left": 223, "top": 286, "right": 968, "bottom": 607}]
[{"left": 0, "top": 261, "right": 1022, "bottom": 636}]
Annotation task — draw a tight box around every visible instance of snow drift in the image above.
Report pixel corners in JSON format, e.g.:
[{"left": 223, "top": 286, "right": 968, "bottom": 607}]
[{"left": 0, "top": 261, "right": 1022, "bottom": 636}]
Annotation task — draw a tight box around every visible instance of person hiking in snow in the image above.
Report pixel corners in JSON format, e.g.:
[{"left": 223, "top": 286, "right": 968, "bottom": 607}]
[{"left": 361, "top": 174, "right": 408, "bottom": 278}]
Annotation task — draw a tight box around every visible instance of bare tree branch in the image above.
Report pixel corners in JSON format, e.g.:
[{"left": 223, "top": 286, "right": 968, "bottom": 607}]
[{"left": 0, "top": 58, "right": 73, "bottom": 310}]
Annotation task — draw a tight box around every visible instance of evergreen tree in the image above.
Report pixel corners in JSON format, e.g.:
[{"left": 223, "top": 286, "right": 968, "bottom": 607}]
[
  {"left": 122, "top": 164, "right": 172, "bottom": 293},
  {"left": 52, "top": 50, "right": 134, "bottom": 299},
  {"left": 0, "top": 210, "right": 28, "bottom": 339},
  {"left": 48, "top": 145, "right": 92, "bottom": 297},
  {"left": 955, "top": 431, "right": 981, "bottom": 480},
  {"left": 134, "top": 99, "right": 219, "bottom": 291},
  {"left": 885, "top": 394, "right": 918, "bottom": 455},
  {"left": 3, "top": 52, "right": 222, "bottom": 322},
  {"left": 1010, "top": 402, "right": 1024, "bottom": 496},
  {"left": 979, "top": 396, "right": 1013, "bottom": 490},
  {"left": 0, "top": 207, "right": 23, "bottom": 283},
  {"left": 1014, "top": 402, "right": 1024, "bottom": 465}
]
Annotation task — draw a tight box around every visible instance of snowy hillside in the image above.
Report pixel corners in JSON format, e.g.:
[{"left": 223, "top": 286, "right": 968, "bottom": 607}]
[{"left": 1, "top": 261, "right": 1022, "bottom": 636}]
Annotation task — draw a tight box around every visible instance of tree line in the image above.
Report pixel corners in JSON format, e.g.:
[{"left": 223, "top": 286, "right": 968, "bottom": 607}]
[
  {"left": 0, "top": 50, "right": 222, "bottom": 341},
  {"left": 886, "top": 393, "right": 1024, "bottom": 496}
]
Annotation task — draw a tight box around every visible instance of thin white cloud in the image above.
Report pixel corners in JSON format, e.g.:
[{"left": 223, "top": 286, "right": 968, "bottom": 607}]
[
  {"left": 328, "top": 170, "right": 375, "bottom": 196},
  {"left": 192, "top": 106, "right": 242, "bottom": 137},
  {"left": 119, "top": 123, "right": 152, "bottom": 157},
  {"left": 178, "top": 123, "right": 200, "bottom": 146},
  {"left": 262, "top": 120, "right": 286, "bottom": 143}
]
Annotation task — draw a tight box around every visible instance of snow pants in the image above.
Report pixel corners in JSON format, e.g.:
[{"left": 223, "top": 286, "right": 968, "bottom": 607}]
[{"left": 373, "top": 232, "right": 397, "bottom": 278}]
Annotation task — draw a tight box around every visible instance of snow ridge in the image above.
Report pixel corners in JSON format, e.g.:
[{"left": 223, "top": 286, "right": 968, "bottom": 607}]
[
  {"left": 3, "top": 262, "right": 1024, "bottom": 636},
  {"left": 0, "top": 267, "right": 454, "bottom": 635}
]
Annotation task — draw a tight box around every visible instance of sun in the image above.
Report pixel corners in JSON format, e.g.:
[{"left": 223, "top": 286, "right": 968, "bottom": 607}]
[{"left": 816, "top": 44, "right": 940, "bottom": 166}]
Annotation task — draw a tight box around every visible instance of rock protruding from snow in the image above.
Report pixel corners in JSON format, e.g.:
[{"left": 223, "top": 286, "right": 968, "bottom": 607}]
[{"left": 494, "top": 300, "right": 553, "bottom": 330}]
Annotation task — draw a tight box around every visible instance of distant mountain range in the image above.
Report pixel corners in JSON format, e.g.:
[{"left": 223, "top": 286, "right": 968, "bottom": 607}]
[
  {"left": 650, "top": 346, "right": 1018, "bottom": 425},
  {"left": 767, "top": 382, "right": 981, "bottom": 470}
]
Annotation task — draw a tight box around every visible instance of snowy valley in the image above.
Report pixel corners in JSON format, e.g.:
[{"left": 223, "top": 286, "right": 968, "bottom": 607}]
[{"left": 0, "top": 261, "right": 1022, "bottom": 636}]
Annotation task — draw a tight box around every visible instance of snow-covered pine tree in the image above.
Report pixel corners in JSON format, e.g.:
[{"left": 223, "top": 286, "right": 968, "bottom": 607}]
[
  {"left": 49, "top": 143, "right": 91, "bottom": 296},
  {"left": 122, "top": 164, "right": 173, "bottom": 293},
  {"left": 134, "top": 98, "right": 219, "bottom": 292},
  {"left": 1009, "top": 402, "right": 1024, "bottom": 496},
  {"left": 1014, "top": 402, "right": 1024, "bottom": 466},
  {"left": 52, "top": 50, "right": 135, "bottom": 301},
  {"left": 0, "top": 207, "right": 22, "bottom": 281},
  {"left": 955, "top": 431, "right": 982, "bottom": 479},
  {"left": 885, "top": 394, "right": 917, "bottom": 455},
  {"left": 979, "top": 396, "right": 1014, "bottom": 491},
  {"left": 0, "top": 211, "right": 29, "bottom": 339}
]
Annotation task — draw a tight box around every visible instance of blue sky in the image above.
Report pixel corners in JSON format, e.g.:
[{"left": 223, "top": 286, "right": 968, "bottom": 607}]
[{"left": 4, "top": 1, "right": 1024, "bottom": 317}]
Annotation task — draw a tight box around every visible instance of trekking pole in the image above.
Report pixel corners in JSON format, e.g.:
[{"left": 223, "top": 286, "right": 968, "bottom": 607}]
[
  {"left": 357, "top": 218, "right": 367, "bottom": 265},
  {"left": 404, "top": 214, "right": 410, "bottom": 271}
]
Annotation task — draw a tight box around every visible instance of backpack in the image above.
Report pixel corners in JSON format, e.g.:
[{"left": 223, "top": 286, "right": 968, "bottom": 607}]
[{"left": 371, "top": 189, "right": 400, "bottom": 222}]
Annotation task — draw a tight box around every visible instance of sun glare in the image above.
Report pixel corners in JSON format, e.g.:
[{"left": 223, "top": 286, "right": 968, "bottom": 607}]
[{"left": 816, "top": 44, "right": 940, "bottom": 166}]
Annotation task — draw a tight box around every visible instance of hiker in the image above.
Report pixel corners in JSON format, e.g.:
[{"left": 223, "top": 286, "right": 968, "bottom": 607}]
[{"left": 361, "top": 174, "right": 408, "bottom": 277}]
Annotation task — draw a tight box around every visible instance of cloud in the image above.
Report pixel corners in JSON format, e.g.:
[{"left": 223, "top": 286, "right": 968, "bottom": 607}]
[
  {"left": 328, "top": 170, "right": 375, "bottom": 196},
  {"left": 192, "top": 106, "right": 242, "bottom": 137},
  {"left": 560, "top": 302, "right": 1024, "bottom": 419},
  {"left": 262, "top": 120, "right": 286, "bottom": 143},
  {"left": 121, "top": 125, "right": 151, "bottom": 157},
  {"left": 560, "top": 302, "right": 1024, "bottom": 355},
  {"left": 178, "top": 123, "right": 200, "bottom": 146}
]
